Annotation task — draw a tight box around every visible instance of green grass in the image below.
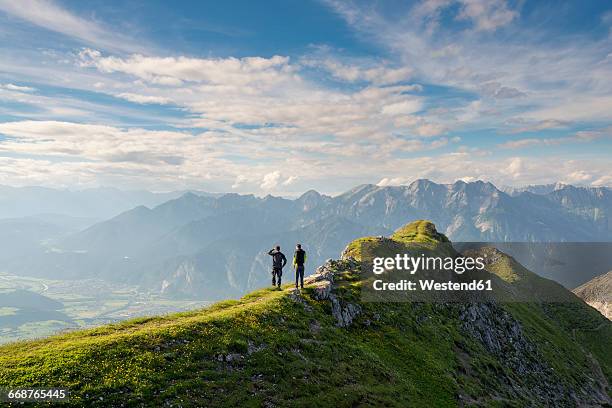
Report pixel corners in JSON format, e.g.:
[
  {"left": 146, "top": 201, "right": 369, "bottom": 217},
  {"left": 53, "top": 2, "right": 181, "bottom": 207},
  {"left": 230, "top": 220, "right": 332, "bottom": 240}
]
[
  {"left": 390, "top": 220, "right": 450, "bottom": 244},
  {"left": 0, "top": 273, "right": 463, "bottom": 407}
]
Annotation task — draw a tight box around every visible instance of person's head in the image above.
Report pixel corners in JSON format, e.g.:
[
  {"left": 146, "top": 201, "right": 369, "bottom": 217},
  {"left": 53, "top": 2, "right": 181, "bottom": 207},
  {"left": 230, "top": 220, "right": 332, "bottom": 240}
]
[
  {"left": 296, "top": 244, "right": 301, "bottom": 249},
  {"left": 275, "top": 245, "right": 280, "bottom": 251}
]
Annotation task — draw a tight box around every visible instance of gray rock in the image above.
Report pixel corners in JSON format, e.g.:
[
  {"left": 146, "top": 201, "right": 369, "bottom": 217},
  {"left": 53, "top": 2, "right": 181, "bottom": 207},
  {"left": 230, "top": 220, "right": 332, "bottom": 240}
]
[
  {"left": 329, "top": 293, "right": 361, "bottom": 327},
  {"left": 311, "top": 280, "right": 332, "bottom": 300}
]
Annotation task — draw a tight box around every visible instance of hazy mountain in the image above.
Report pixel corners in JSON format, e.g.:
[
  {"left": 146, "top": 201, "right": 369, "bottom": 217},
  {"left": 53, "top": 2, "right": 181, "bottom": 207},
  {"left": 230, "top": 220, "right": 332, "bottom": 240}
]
[
  {"left": 502, "top": 182, "right": 568, "bottom": 196},
  {"left": 573, "top": 271, "right": 612, "bottom": 320},
  {"left": 0, "top": 185, "right": 218, "bottom": 220},
  {"left": 0, "top": 214, "right": 98, "bottom": 263},
  {"left": 2, "top": 179, "right": 611, "bottom": 298}
]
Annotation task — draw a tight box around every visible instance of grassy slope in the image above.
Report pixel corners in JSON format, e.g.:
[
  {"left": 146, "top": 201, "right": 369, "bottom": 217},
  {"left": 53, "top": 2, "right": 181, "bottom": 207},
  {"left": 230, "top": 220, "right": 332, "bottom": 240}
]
[
  {"left": 0, "top": 267, "right": 463, "bottom": 407},
  {"left": 0, "top": 220, "right": 610, "bottom": 407}
]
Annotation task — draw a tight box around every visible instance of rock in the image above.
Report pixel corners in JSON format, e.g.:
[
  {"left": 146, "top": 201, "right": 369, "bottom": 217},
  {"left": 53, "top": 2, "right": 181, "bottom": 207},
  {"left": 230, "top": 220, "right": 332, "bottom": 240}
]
[
  {"left": 247, "top": 340, "right": 266, "bottom": 355},
  {"left": 225, "top": 353, "right": 243, "bottom": 362},
  {"left": 329, "top": 293, "right": 361, "bottom": 327},
  {"left": 458, "top": 302, "right": 611, "bottom": 406},
  {"left": 289, "top": 288, "right": 313, "bottom": 312},
  {"left": 311, "top": 280, "right": 332, "bottom": 300},
  {"left": 305, "top": 264, "right": 335, "bottom": 285},
  {"left": 309, "top": 319, "right": 321, "bottom": 334}
]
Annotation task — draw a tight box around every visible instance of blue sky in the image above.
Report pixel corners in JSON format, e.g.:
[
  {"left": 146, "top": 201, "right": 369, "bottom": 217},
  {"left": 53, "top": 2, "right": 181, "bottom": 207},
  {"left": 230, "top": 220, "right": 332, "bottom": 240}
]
[{"left": 0, "top": 0, "right": 610, "bottom": 194}]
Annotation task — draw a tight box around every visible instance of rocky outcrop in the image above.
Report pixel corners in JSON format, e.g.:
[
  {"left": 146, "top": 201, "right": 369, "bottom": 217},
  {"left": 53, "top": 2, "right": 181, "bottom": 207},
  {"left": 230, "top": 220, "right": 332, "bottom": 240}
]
[
  {"left": 303, "top": 259, "right": 361, "bottom": 327},
  {"left": 459, "top": 302, "right": 610, "bottom": 406},
  {"left": 573, "top": 271, "right": 612, "bottom": 320},
  {"left": 329, "top": 293, "right": 361, "bottom": 327}
]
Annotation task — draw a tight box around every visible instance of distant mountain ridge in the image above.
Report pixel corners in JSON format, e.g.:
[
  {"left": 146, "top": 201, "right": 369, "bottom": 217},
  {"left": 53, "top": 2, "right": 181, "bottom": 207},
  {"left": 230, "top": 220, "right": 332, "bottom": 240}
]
[
  {"left": 502, "top": 182, "right": 569, "bottom": 196},
  {"left": 0, "top": 185, "right": 219, "bottom": 219},
  {"left": 2, "top": 179, "right": 611, "bottom": 298}
]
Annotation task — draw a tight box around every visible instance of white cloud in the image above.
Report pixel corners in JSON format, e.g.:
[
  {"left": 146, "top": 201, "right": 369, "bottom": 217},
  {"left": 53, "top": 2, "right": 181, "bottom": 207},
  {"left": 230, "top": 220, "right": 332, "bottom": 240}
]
[
  {"left": 325, "top": 0, "right": 612, "bottom": 128},
  {"left": 377, "top": 177, "right": 411, "bottom": 187},
  {"left": 78, "top": 49, "right": 293, "bottom": 88},
  {"left": 260, "top": 171, "right": 282, "bottom": 190},
  {"left": 381, "top": 100, "right": 423, "bottom": 116},
  {"left": 231, "top": 174, "right": 248, "bottom": 189},
  {"left": 415, "top": 122, "right": 447, "bottom": 137},
  {"left": 116, "top": 93, "right": 171, "bottom": 105},
  {"left": 506, "top": 157, "right": 523, "bottom": 178},
  {"left": 456, "top": 0, "right": 518, "bottom": 32},
  {"left": 303, "top": 57, "right": 414, "bottom": 85},
  {"left": 506, "top": 119, "right": 570, "bottom": 134},
  {"left": 2, "top": 83, "right": 36, "bottom": 92},
  {"left": 499, "top": 127, "right": 612, "bottom": 149},
  {"left": 0, "top": 1, "right": 609, "bottom": 192},
  {"left": 0, "top": 0, "right": 143, "bottom": 53},
  {"left": 0, "top": 120, "right": 608, "bottom": 191},
  {"left": 282, "top": 175, "right": 298, "bottom": 186}
]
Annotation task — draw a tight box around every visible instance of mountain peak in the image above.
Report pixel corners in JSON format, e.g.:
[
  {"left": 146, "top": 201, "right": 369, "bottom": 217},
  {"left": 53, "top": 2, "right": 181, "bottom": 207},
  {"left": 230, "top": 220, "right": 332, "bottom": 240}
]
[
  {"left": 297, "top": 189, "right": 321, "bottom": 200},
  {"left": 391, "top": 220, "right": 450, "bottom": 244}
]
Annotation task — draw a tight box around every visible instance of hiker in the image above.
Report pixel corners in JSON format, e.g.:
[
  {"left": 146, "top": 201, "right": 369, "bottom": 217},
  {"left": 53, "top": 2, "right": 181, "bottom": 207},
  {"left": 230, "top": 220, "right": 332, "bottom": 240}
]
[
  {"left": 293, "top": 244, "right": 307, "bottom": 289},
  {"left": 268, "top": 245, "right": 287, "bottom": 288}
]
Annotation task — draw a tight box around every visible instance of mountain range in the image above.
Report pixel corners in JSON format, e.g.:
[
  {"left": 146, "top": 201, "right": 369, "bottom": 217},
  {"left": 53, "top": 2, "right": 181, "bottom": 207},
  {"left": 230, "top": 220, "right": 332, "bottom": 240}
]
[
  {"left": 1, "top": 179, "right": 611, "bottom": 299},
  {"left": 0, "top": 185, "right": 217, "bottom": 220}
]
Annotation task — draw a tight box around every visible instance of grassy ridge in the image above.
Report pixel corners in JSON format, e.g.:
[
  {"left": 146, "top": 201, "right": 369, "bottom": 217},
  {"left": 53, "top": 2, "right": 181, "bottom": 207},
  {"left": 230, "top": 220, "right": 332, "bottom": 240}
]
[
  {"left": 0, "top": 267, "right": 464, "bottom": 407},
  {"left": 0, "top": 220, "right": 610, "bottom": 407}
]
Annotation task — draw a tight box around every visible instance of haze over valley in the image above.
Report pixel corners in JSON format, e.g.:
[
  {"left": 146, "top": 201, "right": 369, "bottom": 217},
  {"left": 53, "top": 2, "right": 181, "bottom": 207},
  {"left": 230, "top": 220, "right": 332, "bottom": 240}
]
[{"left": 1, "top": 178, "right": 610, "bottom": 342}]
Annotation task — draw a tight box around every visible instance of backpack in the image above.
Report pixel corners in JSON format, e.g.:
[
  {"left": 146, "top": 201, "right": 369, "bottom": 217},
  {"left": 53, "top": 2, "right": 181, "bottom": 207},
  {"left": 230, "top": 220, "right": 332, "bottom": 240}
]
[{"left": 295, "top": 249, "right": 305, "bottom": 265}]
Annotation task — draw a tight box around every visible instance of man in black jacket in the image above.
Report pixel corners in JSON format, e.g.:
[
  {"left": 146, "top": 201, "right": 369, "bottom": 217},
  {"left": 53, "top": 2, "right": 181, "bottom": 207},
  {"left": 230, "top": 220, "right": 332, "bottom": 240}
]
[
  {"left": 268, "top": 246, "right": 287, "bottom": 288},
  {"left": 293, "top": 244, "right": 307, "bottom": 289}
]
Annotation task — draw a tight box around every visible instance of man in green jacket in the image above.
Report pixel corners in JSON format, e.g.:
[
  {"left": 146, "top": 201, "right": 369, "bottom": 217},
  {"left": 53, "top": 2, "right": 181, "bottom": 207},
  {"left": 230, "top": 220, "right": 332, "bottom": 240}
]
[{"left": 293, "top": 244, "right": 307, "bottom": 289}]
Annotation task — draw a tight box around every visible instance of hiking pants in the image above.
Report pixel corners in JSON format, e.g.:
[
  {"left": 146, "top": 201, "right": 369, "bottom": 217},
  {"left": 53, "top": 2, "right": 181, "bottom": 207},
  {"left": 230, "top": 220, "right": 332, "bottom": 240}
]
[
  {"left": 295, "top": 265, "right": 304, "bottom": 288},
  {"left": 272, "top": 267, "right": 282, "bottom": 286}
]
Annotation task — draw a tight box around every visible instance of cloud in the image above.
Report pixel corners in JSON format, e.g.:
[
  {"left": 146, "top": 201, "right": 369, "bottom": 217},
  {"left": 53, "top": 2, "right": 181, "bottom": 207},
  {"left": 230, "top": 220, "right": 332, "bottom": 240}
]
[
  {"left": 116, "top": 93, "right": 172, "bottom": 105},
  {"left": 415, "top": 122, "right": 447, "bottom": 137},
  {"left": 0, "top": 2, "right": 609, "bottom": 192},
  {"left": 481, "top": 82, "right": 526, "bottom": 99},
  {"left": 78, "top": 49, "right": 293, "bottom": 87},
  {"left": 0, "top": 120, "right": 608, "bottom": 191},
  {"left": 499, "top": 127, "right": 612, "bottom": 149},
  {"left": 231, "top": 174, "right": 248, "bottom": 189},
  {"left": 456, "top": 0, "right": 518, "bottom": 31},
  {"left": 260, "top": 171, "right": 282, "bottom": 190},
  {"left": 260, "top": 172, "right": 298, "bottom": 190},
  {"left": 377, "top": 177, "right": 412, "bottom": 187},
  {"left": 74, "top": 49, "right": 438, "bottom": 149},
  {"left": 506, "top": 157, "right": 523, "bottom": 178},
  {"left": 1, "top": 83, "right": 36, "bottom": 92},
  {"left": 505, "top": 119, "right": 570, "bottom": 134},
  {"left": 0, "top": 0, "right": 143, "bottom": 53},
  {"left": 325, "top": 0, "right": 612, "bottom": 127},
  {"left": 303, "top": 57, "right": 414, "bottom": 85},
  {"left": 381, "top": 100, "right": 423, "bottom": 116},
  {"left": 282, "top": 175, "right": 298, "bottom": 186}
]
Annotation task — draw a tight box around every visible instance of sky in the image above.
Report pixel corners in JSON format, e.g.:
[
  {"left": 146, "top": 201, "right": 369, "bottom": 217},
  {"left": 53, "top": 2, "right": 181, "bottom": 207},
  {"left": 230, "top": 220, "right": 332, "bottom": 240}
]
[{"left": 0, "top": 0, "right": 610, "bottom": 195}]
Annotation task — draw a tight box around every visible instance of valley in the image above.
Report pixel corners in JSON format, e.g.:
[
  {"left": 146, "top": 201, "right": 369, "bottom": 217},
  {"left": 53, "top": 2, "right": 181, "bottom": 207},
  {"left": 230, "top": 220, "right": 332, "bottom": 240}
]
[{"left": 0, "top": 273, "right": 210, "bottom": 344}]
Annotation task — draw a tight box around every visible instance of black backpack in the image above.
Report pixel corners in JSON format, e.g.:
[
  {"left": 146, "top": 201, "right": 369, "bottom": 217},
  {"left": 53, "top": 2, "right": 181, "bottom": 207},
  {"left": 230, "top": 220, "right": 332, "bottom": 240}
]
[{"left": 295, "top": 249, "right": 305, "bottom": 265}]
